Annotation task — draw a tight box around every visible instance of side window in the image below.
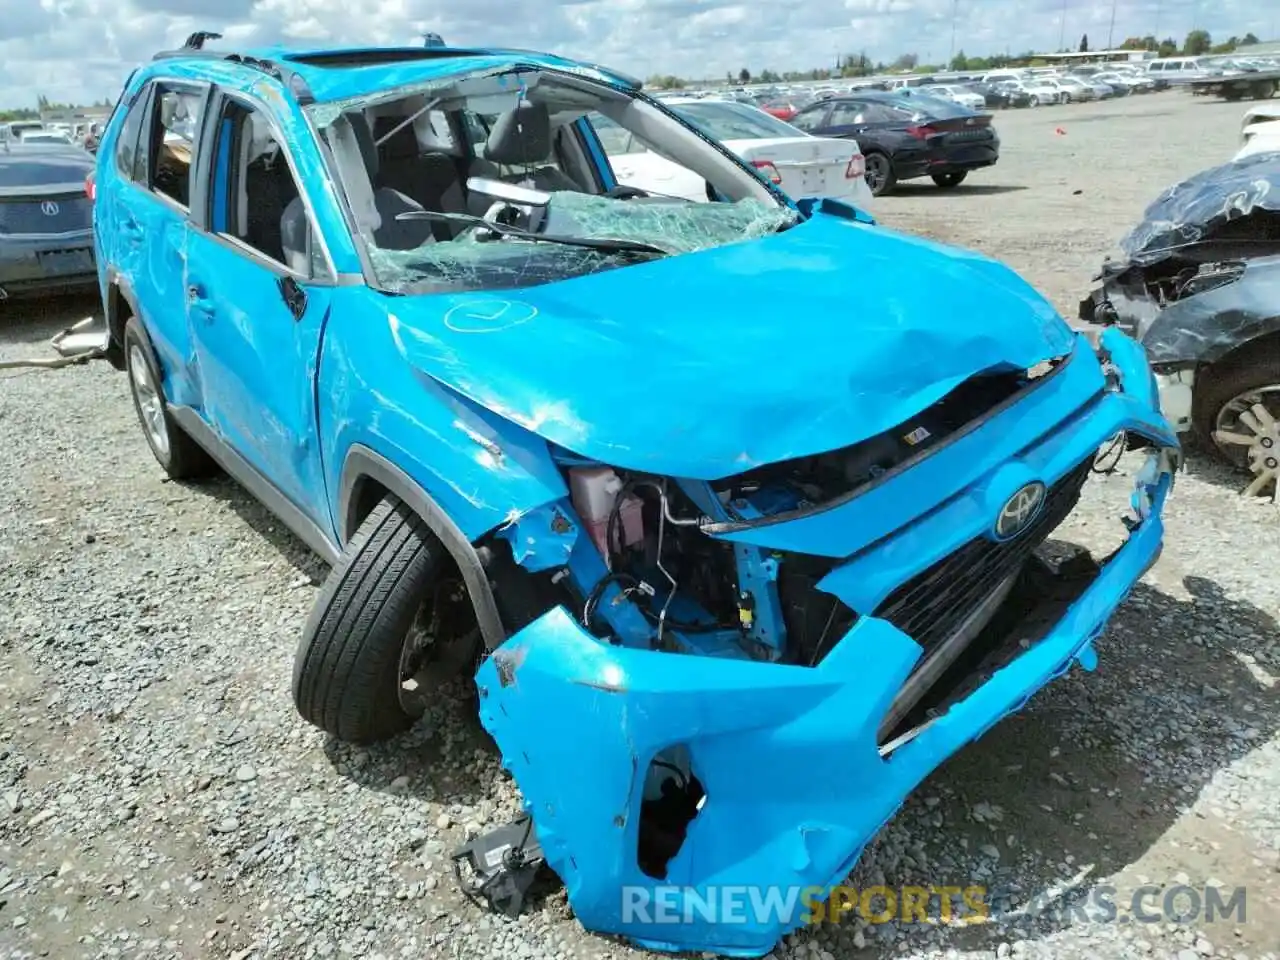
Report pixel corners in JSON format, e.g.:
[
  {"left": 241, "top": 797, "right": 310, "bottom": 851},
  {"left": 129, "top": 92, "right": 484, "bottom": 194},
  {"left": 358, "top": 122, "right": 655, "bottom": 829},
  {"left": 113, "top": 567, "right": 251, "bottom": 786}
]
[
  {"left": 461, "top": 112, "right": 491, "bottom": 157},
  {"left": 789, "top": 105, "right": 829, "bottom": 132},
  {"left": 114, "top": 86, "right": 149, "bottom": 182},
  {"left": 827, "top": 101, "right": 867, "bottom": 127},
  {"left": 207, "top": 98, "right": 316, "bottom": 276},
  {"left": 586, "top": 112, "right": 641, "bottom": 155},
  {"left": 146, "top": 85, "right": 203, "bottom": 208},
  {"left": 420, "top": 110, "right": 456, "bottom": 151}
]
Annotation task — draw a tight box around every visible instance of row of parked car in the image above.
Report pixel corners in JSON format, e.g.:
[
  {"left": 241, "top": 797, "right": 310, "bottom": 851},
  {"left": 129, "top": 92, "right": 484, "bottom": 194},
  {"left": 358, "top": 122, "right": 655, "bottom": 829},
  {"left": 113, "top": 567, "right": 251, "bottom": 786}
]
[{"left": 680, "top": 62, "right": 1168, "bottom": 122}]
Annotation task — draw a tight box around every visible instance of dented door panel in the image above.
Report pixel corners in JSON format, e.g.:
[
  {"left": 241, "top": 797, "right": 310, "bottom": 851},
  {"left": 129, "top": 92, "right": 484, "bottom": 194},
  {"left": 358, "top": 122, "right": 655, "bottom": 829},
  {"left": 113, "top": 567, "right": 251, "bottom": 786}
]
[{"left": 185, "top": 232, "right": 334, "bottom": 528}]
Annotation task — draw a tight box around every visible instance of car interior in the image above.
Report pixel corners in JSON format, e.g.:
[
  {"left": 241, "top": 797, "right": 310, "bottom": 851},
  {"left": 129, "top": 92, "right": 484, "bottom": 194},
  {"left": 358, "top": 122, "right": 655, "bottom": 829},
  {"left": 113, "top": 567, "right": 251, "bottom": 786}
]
[{"left": 299, "top": 70, "right": 779, "bottom": 261}]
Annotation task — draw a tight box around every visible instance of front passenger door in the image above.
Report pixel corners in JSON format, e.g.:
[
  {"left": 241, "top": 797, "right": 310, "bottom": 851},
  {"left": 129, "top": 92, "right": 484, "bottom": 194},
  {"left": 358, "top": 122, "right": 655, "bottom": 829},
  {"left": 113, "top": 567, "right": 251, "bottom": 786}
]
[{"left": 184, "top": 90, "right": 334, "bottom": 530}]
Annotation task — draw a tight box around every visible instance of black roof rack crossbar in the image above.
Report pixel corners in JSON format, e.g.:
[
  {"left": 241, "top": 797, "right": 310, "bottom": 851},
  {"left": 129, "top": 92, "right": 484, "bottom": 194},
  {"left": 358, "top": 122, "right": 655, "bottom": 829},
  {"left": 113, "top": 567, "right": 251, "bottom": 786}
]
[{"left": 185, "top": 31, "right": 222, "bottom": 50}]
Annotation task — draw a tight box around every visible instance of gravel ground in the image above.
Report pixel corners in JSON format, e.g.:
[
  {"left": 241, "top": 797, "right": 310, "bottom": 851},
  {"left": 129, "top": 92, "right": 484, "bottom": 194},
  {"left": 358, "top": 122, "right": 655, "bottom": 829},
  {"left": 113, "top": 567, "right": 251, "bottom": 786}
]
[{"left": 2, "top": 90, "right": 1278, "bottom": 960}]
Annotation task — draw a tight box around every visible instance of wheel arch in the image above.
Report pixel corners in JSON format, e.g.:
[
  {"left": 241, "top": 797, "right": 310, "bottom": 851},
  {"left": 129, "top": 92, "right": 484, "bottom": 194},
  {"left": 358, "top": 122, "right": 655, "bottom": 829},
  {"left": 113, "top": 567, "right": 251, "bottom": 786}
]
[
  {"left": 337, "top": 444, "right": 508, "bottom": 651},
  {"left": 104, "top": 270, "right": 142, "bottom": 371},
  {"left": 1199, "top": 324, "right": 1280, "bottom": 374}
]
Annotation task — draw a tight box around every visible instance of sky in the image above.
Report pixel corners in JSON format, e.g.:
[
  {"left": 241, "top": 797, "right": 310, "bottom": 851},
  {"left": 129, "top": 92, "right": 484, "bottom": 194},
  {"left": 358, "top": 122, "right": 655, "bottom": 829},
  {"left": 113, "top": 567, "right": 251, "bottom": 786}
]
[{"left": 1, "top": 0, "right": 1275, "bottom": 109}]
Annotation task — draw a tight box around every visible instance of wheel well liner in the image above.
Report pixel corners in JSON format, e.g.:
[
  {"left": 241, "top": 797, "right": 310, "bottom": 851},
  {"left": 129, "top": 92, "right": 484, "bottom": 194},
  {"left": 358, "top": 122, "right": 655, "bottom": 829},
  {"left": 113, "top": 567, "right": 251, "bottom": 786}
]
[{"left": 337, "top": 445, "right": 508, "bottom": 651}]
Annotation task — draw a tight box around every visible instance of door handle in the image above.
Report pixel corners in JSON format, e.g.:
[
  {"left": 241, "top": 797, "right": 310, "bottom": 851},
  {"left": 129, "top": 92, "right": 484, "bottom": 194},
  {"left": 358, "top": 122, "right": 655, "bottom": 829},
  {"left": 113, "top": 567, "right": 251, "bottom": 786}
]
[{"left": 120, "top": 218, "right": 144, "bottom": 239}]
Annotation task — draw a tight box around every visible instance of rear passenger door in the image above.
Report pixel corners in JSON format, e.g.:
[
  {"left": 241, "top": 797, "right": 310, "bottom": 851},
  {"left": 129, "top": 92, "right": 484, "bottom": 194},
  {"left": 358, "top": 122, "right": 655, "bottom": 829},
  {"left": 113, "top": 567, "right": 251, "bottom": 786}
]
[
  {"left": 183, "top": 88, "right": 335, "bottom": 529},
  {"left": 99, "top": 79, "right": 210, "bottom": 408}
]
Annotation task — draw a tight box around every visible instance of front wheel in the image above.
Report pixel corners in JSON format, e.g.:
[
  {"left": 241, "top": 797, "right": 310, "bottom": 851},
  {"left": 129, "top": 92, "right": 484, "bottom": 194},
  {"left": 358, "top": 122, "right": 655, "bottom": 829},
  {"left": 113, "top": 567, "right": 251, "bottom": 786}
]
[
  {"left": 931, "top": 171, "right": 968, "bottom": 189},
  {"left": 863, "top": 151, "right": 896, "bottom": 196},
  {"left": 292, "top": 495, "right": 475, "bottom": 743},
  {"left": 1193, "top": 341, "right": 1280, "bottom": 501}
]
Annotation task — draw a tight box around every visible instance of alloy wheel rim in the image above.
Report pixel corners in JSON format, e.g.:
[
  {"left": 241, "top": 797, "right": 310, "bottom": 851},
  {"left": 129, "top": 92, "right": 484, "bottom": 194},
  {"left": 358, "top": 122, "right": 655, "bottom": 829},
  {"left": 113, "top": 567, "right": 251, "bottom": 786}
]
[
  {"left": 865, "top": 156, "right": 889, "bottom": 193},
  {"left": 128, "top": 344, "right": 170, "bottom": 460},
  {"left": 1212, "top": 385, "right": 1280, "bottom": 501}
]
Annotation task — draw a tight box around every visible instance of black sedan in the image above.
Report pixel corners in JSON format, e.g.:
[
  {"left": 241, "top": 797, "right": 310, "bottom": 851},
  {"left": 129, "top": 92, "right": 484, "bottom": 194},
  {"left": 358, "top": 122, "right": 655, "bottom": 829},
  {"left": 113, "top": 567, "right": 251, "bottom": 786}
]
[
  {"left": 0, "top": 142, "right": 96, "bottom": 300},
  {"left": 789, "top": 91, "right": 1000, "bottom": 197}
]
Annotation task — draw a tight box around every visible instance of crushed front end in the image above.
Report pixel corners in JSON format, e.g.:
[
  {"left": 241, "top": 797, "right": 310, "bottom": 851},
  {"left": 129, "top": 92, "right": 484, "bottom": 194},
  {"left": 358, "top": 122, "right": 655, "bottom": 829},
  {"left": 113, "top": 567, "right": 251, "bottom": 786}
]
[
  {"left": 1078, "top": 151, "right": 1280, "bottom": 497},
  {"left": 472, "top": 329, "right": 1177, "bottom": 957}
]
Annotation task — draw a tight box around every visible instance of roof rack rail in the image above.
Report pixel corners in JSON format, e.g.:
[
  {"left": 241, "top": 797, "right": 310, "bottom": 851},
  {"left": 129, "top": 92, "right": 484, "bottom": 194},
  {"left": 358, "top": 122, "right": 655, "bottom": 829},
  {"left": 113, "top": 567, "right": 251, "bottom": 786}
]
[{"left": 149, "top": 38, "right": 317, "bottom": 105}]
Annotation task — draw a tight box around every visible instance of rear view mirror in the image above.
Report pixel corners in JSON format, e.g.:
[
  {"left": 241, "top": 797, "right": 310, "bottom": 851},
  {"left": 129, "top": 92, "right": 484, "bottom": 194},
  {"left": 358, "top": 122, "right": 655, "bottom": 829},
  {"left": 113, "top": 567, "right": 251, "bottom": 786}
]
[{"left": 467, "top": 177, "right": 551, "bottom": 208}]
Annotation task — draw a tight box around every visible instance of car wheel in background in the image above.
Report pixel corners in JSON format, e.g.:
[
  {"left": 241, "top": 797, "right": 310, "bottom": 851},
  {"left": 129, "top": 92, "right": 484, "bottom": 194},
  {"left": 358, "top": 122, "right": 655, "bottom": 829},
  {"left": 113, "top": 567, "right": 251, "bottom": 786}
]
[
  {"left": 931, "top": 171, "right": 968, "bottom": 189},
  {"left": 1194, "top": 341, "right": 1280, "bottom": 500},
  {"left": 293, "top": 495, "right": 478, "bottom": 743},
  {"left": 863, "top": 151, "right": 896, "bottom": 196},
  {"left": 123, "top": 318, "right": 215, "bottom": 480}
]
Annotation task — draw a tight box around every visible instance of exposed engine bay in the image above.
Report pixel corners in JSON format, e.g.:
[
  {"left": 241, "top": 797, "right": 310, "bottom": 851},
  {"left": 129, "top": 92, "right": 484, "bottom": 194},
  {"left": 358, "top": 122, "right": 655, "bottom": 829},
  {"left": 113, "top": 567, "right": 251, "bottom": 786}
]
[{"left": 475, "top": 358, "right": 1098, "bottom": 754}]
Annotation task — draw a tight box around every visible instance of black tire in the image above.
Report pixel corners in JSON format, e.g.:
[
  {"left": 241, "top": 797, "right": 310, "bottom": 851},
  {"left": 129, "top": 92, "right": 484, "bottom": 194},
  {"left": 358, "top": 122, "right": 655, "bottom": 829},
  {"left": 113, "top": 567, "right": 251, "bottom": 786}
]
[
  {"left": 292, "top": 495, "right": 447, "bottom": 743},
  {"left": 863, "top": 151, "right": 896, "bottom": 197},
  {"left": 931, "top": 171, "right": 968, "bottom": 189},
  {"left": 1192, "top": 339, "right": 1280, "bottom": 469},
  {"left": 123, "top": 318, "right": 215, "bottom": 480}
]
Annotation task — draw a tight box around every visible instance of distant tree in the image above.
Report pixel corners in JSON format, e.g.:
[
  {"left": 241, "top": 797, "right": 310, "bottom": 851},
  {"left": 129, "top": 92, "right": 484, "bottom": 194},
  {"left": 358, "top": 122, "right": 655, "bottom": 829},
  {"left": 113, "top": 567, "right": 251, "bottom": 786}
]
[
  {"left": 1241, "top": 33, "right": 1259, "bottom": 45},
  {"left": 1079, "top": 34, "right": 1089, "bottom": 52},
  {"left": 839, "top": 52, "right": 873, "bottom": 77},
  {"left": 1158, "top": 37, "right": 1179, "bottom": 57},
  {"left": 1183, "top": 29, "right": 1212, "bottom": 55},
  {"left": 738, "top": 67, "right": 751, "bottom": 84},
  {"left": 891, "top": 52, "right": 919, "bottom": 70},
  {"left": 759, "top": 69, "right": 781, "bottom": 83},
  {"left": 949, "top": 50, "right": 968, "bottom": 71}
]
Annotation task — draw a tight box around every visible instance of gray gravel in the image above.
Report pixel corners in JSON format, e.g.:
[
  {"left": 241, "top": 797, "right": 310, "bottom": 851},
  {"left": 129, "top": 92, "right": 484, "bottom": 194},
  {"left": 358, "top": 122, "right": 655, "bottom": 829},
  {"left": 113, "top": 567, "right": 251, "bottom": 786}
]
[{"left": 2, "top": 90, "right": 1279, "bottom": 960}]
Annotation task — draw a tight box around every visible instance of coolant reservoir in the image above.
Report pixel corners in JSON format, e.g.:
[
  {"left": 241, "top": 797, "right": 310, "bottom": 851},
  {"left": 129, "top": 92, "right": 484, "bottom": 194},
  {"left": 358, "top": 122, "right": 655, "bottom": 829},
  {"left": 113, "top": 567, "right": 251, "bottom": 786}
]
[{"left": 570, "top": 468, "right": 643, "bottom": 560}]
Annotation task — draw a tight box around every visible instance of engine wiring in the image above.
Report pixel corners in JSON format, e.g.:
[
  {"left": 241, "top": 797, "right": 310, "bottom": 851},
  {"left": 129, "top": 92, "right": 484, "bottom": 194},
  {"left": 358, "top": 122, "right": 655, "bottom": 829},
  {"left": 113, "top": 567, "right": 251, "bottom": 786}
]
[{"left": 593, "top": 475, "right": 730, "bottom": 639}]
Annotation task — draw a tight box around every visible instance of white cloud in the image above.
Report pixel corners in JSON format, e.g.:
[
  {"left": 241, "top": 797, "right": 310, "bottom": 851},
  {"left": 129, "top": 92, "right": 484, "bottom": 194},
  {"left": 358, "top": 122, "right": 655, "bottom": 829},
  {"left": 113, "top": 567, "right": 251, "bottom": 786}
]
[{"left": 0, "top": 0, "right": 1272, "bottom": 108}]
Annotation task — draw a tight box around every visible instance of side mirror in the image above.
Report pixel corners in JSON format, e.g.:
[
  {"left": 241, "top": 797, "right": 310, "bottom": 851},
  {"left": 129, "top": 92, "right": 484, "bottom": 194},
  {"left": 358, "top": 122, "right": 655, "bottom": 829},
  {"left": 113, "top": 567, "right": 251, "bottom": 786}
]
[{"left": 278, "top": 274, "right": 307, "bottom": 321}]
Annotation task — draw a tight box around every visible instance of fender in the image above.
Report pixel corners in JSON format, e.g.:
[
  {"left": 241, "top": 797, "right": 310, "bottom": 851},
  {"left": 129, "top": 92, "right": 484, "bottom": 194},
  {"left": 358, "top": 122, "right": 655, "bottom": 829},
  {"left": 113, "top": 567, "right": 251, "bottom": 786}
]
[{"left": 337, "top": 444, "right": 508, "bottom": 650}]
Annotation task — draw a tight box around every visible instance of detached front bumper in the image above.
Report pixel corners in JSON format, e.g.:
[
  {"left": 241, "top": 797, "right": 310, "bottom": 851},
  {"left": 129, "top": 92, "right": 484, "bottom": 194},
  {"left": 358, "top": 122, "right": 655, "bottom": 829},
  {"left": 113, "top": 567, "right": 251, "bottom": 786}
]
[{"left": 475, "top": 329, "right": 1177, "bottom": 958}]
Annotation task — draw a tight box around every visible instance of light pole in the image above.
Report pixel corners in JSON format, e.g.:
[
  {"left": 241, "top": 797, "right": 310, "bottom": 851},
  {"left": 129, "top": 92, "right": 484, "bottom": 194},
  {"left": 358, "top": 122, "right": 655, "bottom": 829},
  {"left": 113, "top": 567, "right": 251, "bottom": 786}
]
[
  {"left": 949, "top": 0, "right": 959, "bottom": 66},
  {"left": 1106, "top": 0, "right": 1117, "bottom": 49},
  {"left": 1058, "top": 0, "right": 1067, "bottom": 51}
]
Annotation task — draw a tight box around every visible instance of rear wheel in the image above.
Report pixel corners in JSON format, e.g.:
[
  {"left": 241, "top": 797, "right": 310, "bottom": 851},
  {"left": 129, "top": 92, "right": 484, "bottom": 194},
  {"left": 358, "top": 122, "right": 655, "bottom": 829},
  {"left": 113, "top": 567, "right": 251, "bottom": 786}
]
[
  {"left": 1193, "top": 340, "right": 1280, "bottom": 501},
  {"left": 123, "top": 318, "right": 215, "bottom": 480},
  {"left": 863, "top": 151, "right": 895, "bottom": 196},
  {"left": 931, "top": 171, "right": 968, "bottom": 189}
]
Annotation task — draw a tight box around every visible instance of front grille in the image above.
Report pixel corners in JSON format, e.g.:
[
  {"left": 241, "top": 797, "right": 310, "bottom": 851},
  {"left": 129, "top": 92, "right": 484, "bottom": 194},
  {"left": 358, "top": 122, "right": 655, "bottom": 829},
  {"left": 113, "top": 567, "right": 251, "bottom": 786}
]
[
  {"left": 873, "top": 456, "right": 1093, "bottom": 654},
  {"left": 0, "top": 195, "right": 91, "bottom": 235}
]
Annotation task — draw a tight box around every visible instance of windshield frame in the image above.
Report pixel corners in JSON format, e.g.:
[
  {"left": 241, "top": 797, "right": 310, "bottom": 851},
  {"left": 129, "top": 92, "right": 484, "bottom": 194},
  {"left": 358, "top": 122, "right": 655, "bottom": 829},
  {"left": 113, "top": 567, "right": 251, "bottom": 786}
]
[{"left": 303, "top": 65, "right": 798, "bottom": 294}]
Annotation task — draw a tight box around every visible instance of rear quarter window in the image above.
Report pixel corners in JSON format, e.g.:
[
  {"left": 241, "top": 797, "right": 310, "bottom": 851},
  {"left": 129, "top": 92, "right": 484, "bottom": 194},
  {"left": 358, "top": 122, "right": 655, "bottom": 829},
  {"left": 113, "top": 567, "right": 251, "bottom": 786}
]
[{"left": 114, "top": 86, "right": 149, "bottom": 182}]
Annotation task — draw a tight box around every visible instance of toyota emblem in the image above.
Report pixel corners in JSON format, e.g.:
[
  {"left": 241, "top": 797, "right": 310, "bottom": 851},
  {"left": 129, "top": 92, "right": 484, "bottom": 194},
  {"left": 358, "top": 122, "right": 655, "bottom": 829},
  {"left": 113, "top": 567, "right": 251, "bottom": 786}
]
[
  {"left": 994, "top": 482, "right": 1046, "bottom": 540},
  {"left": 40, "top": 200, "right": 60, "bottom": 216}
]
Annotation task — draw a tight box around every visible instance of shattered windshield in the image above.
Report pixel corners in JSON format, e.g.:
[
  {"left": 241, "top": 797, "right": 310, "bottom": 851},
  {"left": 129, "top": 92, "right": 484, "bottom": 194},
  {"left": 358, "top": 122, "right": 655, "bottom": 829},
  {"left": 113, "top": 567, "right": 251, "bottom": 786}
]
[{"left": 305, "top": 68, "right": 796, "bottom": 294}]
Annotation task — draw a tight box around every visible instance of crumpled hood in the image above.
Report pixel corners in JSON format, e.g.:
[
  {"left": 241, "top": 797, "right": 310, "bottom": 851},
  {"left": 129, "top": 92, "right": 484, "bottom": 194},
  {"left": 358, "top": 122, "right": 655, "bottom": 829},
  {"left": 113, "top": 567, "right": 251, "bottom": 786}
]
[
  {"left": 389, "top": 209, "right": 1076, "bottom": 479},
  {"left": 1120, "top": 150, "right": 1280, "bottom": 264}
]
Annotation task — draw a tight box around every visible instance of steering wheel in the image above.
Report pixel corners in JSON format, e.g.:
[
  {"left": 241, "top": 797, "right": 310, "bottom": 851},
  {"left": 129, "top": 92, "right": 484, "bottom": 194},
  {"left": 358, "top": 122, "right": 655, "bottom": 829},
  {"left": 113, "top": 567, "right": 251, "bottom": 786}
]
[{"left": 604, "top": 184, "right": 650, "bottom": 200}]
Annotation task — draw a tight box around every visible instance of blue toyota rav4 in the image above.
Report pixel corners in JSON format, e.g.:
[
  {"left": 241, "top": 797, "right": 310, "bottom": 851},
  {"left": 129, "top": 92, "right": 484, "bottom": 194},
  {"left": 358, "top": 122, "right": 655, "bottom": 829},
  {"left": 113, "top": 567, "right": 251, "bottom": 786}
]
[{"left": 93, "top": 33, "right": 1179, "bottom": 958}]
